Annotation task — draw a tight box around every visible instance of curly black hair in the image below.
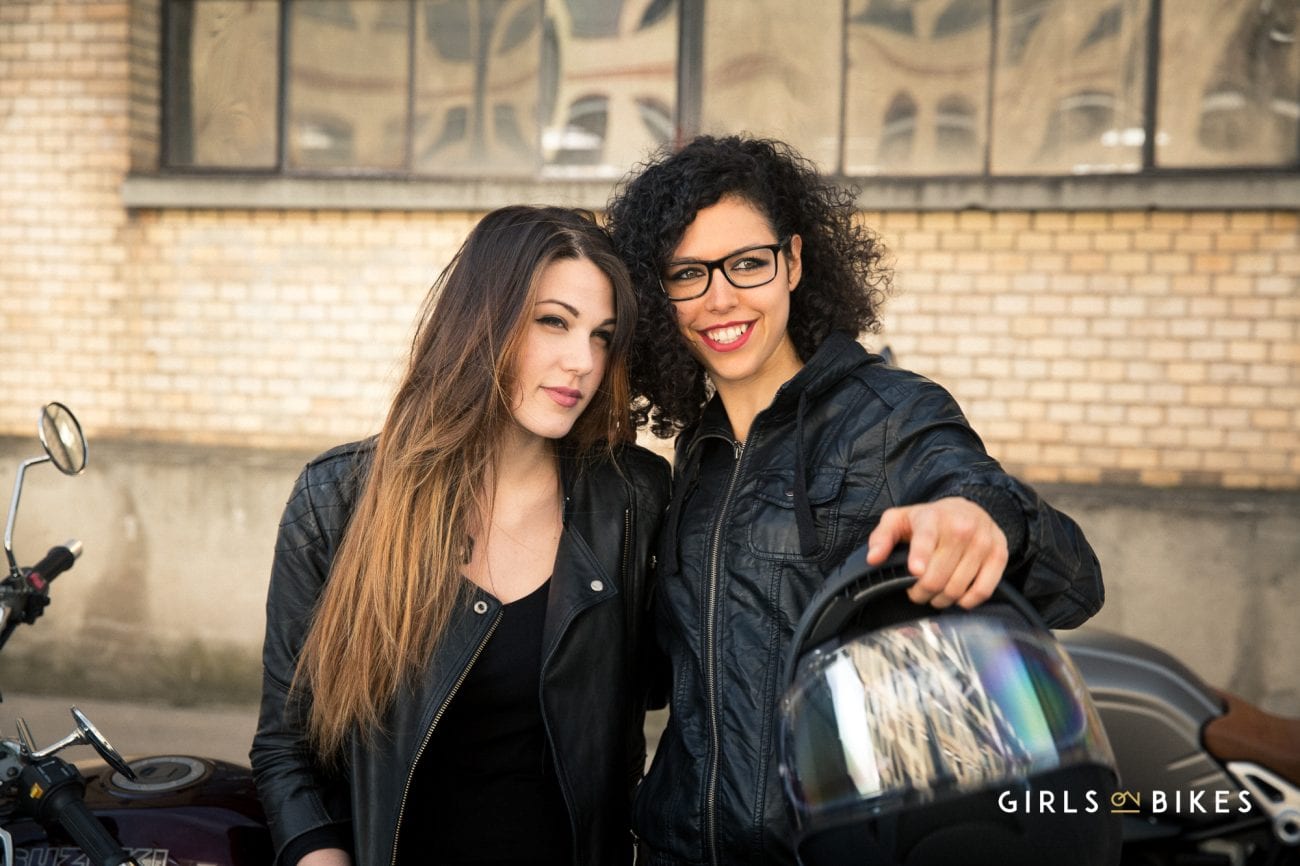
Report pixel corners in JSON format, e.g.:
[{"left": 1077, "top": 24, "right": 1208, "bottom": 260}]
[{"left": 605, "top": 135, "right": 892, "bottom": 439}]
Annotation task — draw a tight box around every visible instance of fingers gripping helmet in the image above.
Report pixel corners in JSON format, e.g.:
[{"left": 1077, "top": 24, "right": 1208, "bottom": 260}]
[{"left": 778, "top": 546, "right": 1121, "bottom": 866}]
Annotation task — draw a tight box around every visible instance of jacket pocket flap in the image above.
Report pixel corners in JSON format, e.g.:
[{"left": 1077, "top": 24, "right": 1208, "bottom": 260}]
[{"left": 752, "top": 466, "right": 846, "bottom": 508}]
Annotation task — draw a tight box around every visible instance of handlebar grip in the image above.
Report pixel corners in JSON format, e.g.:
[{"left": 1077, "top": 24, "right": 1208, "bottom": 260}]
[
  {"left": 43, "top": 786, "right": 136, "bottom": 866},
  {"left": 19, "top": 757, "right": 136, "bottom": 866},
  {"left": 25, "top": 540, "right": 81, "bottom": 592}
]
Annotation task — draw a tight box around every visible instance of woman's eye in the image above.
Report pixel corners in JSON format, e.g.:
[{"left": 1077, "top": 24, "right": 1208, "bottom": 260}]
[
  {"left": 537, "top": 315, "right": 567, "bottom": 329},
  {"left": 730, "top": 256, "right": 763, "bottom": 272},
  {"left": 593, "top": 329, "right": 614, "bottom": 346},
  {"left": 668, "top": 266, "right": 704, "bottom": 282}
]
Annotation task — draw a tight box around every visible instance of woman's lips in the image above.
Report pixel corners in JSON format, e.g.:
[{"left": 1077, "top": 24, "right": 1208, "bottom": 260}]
[
  {"left": 544, "top": 386, "right": 582, "bottom": 408},
  {"left": 698, "top": 321, "right": 753, "bottom": 353}
]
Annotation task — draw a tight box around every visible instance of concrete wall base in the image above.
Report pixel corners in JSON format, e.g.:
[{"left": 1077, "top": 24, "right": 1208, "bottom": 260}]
[{"left": 1, "top": 437, "right": 1295, "bottom": 715}]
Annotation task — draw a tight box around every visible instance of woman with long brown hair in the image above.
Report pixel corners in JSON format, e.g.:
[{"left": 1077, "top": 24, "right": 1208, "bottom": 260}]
[{"left": 251, "top": 205, "right": 670, "bottom": 866}]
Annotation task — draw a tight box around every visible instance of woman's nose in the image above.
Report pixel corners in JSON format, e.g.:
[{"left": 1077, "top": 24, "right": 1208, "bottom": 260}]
[
  {"left": 703, "top": 267, "right": 738, "bottom": 312},
  {"left": 561, "top": 339, "right": 595, "bottom": 374}
]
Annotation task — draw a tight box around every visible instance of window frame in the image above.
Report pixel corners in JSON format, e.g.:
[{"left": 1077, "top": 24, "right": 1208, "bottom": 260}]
[{"left": 133, "top": 0, "right": 1299, "bottom": 213}]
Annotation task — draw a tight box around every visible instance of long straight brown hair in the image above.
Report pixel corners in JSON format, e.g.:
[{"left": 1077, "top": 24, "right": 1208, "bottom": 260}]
[{"left": 294, "top": 206, "right": 636, "bottom": 756}]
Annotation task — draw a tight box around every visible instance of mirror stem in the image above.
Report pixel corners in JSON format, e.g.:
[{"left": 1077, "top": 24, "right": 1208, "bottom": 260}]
[{"left": 4, "top": 456, "right": 51, "bottom": 580}]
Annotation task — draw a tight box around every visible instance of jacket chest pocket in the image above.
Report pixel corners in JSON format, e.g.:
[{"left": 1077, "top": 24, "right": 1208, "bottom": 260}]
[{"left": 744, "top": 465, "right": 847, "bottom": 561}]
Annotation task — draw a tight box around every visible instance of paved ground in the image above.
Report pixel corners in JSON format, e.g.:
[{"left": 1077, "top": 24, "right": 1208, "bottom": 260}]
[
  {"left": 0, "top": 692, "right": 260, "bottom": 766},
  {"left": 0, "top": 693, "right": 670, "bottom": 769}
]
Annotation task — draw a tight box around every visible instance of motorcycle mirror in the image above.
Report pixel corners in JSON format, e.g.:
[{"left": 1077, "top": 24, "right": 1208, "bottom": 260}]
[
  {"left": 38, "top": 403, "right": 86, "bottom": 476},
  {"left": 70, "top": 707, "right": 135, "bottom": 781}
]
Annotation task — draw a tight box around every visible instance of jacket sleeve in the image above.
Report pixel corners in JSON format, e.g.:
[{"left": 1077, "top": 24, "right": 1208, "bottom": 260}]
[
  {"left": 249, "top": 463, "right": 353, "bottom": 865},
  {"left": 635, "top": 450, "right": 673, "bottom": 711},
  {"left": 620, "top": 446, "right": 673, "bottom": 795},
  {"left": 879, "top": 377, "right": 1104, "bottom": 628}
]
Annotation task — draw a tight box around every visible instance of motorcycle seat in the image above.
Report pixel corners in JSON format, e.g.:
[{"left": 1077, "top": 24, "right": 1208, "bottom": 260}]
[{"left": 1203, "top": 690, "right": 1300, "bottom": 786}]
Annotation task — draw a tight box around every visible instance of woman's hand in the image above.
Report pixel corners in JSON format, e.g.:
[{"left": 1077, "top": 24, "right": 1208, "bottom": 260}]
[
  {"left": 297, "top": 849, "right": 353, "bottom": 866},
  {"left": 865, "top": 497, "right": 1008, "bottom": 610}
]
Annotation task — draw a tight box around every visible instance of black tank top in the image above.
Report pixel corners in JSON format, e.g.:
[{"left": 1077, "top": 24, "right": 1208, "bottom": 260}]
[{"left": 398, "top": 579, "right": 571, "bottom": 866}]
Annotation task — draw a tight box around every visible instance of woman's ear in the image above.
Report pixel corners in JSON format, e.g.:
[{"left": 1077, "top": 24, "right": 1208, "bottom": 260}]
[{"left": 786, "top": 234, "right": 803, "bottom": 292}]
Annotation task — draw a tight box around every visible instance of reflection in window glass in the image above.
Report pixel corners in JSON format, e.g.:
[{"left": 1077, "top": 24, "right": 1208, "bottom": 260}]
[
  {"left": 846, "top": 0, "right": 989, "bottom": 175},
  {"left": 165, "top": 0, "right": 279, "bottom": 168},
  {"left": 541, "top": 0, "right": 677, "bottom": 178},
  {"left": 288, "top": 1, "right": 410, "bottom": 171},
  {"left": 701, "top": 0, "right": 841, "bottom": 171},
  {"left": 878, "top": 93, "right": 918, "bottom": 167},
  {"left": 991, "top": 0, "right": 1146, "bottom": 174},
  {"left": 1158, "top": 0, "right": 1299, "bottom": 168},
  {"left": 412, "top": 0, "right": 540, "bottom": 176}
]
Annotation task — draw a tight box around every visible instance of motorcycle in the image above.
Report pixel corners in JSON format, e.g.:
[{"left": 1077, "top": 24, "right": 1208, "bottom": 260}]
[
  {"left": 1059, "top": 628, "right": 1300, "bottom": 866},
  {"left": 0, "top": 403, "right": 273, "bottom": 866}
]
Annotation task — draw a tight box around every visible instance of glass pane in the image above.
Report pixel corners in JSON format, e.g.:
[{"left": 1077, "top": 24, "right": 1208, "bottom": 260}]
[
  {"left": 1157, "top": 0, "right": 1300, "bottom": 168},
  {"left": 700, "top": 0, "right": 841, "bottom": 172},
  {"left": 541, "top": 0, "right": 678, "bottom": 178},
  {"left": 411, "top": 0, "right": 543, "bottom": 177},
  {"left": 845, "top": 0, "right": 991, "bottom": 175},
  {"left": 164, "top": 0, "right": 279, "bottom": 168},
  {"left": 287, "top": 0, "right": 411, "bottom": 171},
  {"left": 991, "top": 0, "right": 1147, "bottom": 175}
]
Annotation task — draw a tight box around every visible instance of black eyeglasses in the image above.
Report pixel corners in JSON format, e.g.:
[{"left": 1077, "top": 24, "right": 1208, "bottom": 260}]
[{"left": 659, "top": 238, "right": 790, "bottom": 302}]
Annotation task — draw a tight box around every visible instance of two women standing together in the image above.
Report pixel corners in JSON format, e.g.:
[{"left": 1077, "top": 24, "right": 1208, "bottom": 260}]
[{"left": 251, "top": 136, "right": 1104, "bottom": 866}]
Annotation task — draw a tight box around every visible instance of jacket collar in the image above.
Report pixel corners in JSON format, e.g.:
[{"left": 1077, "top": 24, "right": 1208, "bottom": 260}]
[{"left": 688, "top": 330, "right": 871, "bottom": 450}]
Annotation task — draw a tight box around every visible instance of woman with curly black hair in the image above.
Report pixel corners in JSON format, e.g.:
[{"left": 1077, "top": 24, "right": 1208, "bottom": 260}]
[{"left": 605, "top": 135, "right": 1105, "bottom": 865}]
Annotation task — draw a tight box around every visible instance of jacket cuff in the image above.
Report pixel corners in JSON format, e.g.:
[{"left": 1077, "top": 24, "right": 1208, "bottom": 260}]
[
  {"left": 954, "top": 484, "right": 1028, "bottom": 562},
  {"left": 280, "top": 823, "right": 352, "bottom": 866}
]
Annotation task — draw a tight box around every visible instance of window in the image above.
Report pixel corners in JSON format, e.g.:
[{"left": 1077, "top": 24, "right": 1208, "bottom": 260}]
[
  {"left": 163, "top": 0, "right": 677, "bottom": 178},
  {"left": 159, "top": 0, "right": 1299, "bottom": 181}
]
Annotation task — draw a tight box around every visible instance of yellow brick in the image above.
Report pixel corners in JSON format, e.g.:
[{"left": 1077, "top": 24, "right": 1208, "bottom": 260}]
[
  {"left": 1257, "top": 232, "right": 1299, "bottom": 252},
  {"left": 993, "top": 212, "right": 1032, "bottom": 230},
  {"left": 1111, "top": 212, "right": 1148, "bottom": 230},
  {"left": 1033, "top": 212, "right": 1071, "bottom": 231},
  {"left": 1071, "top": 212, "right": 1109, "bottom": 231},
  {"left": 940, "top": 232, "right": 979, "bottom": 251},
  {"left": 1229, "top": 212, "right": 1271, "bottom": 230},
  {"left": 1151, "top": 253, "right": 1191, "bottom": 273},
  {"left": 1139, "top": 469, "right": 1184, "bottom": 486},
  {"left": 1068, "top": 252, "right": 1108, "bottom": 272},
  {"left": 1150, "top": 212, "right": 1189, "bottom": 230},
  {"left": 1277, "top": 254, "right": 1300, "bottom": 274},
  {"left": 1188, "top": 212, "right": 1229, "bottom": 230},
  {"left": 920, "top": 212, "right": 958, "bottom": 231},
  {"left": 1212, "top": 275, "right": 1253, "bottom": 295},
  {"left": 1054, "top": 232, "right": 1092, "bottom": 252},
  {"left": 1110, "top": 253, "right": 1149, "bottom": 273},
  {"left": 1235, "top": 254, "right": 1276, "bottom": 274},
  {"left": 956, "top": 210, "right": 994, "bottom": 230},
  {"left": 1215, "top": 233, "right": 1257, "bottom": 252},
  {"left": 1174, "top": 232, "right": 1214, "bottom": 253},
  {"left": 1015, "top": 232, "right": 1053, "bottom": 251},
  {"left": 1134, "top": 231, "right": 1173, "bottom": 251},
  {"left": 1094, "top": 232, "right": 1133, "bottom": 252}
]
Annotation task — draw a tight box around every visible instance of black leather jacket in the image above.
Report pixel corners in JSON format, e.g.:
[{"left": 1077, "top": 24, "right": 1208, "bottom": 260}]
[
  {"left": 250, "top": 439, "right": 670, "bottom": 866},
  {"left": 632, "top": 331, "right": 1104, "bottom": 866}
]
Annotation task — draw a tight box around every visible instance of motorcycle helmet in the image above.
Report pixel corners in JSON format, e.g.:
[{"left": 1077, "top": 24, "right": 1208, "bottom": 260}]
[{"left": 778, "top": 545, "right": 1121, "bottom": 866}]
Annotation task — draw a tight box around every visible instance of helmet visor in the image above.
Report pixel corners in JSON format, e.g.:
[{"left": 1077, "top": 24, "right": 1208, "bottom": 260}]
[{"left": 779, "top": 612, "right": 1113, "bottom": 829}]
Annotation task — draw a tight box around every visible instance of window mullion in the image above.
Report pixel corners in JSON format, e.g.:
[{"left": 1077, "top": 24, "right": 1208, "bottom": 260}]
[{"left": 1143, "top": 0, "right": 1161, "bottom": 170}]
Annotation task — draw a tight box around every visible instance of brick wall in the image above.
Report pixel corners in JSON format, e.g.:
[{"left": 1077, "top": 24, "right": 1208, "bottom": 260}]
[
  {"left": 873, "top": 209, "right": 1299, "bottom": 489},
  {"left": 2, "top": 0, "right": 1297, "bottom": 490}
]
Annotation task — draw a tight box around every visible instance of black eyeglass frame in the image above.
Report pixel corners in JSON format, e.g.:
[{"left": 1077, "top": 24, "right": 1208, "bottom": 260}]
[{"left": 658, "top": 237, "right": 791, "bottom": 302}]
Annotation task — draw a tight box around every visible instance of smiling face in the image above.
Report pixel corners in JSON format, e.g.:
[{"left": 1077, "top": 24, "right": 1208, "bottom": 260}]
[
  {"left": 668, "top": 194, "right": 804, "bottom": 411},
  {"left": 508, "top": 256, "right": 617, "bottom": 443}
]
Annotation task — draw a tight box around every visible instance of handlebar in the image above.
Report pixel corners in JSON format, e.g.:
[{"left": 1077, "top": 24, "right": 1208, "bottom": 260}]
[
  {"left": 24, "top": 541, "right": 82, "bottom": 592},
  {"left": 18, "top": 756, "right": 138, "bottom": 866}
]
